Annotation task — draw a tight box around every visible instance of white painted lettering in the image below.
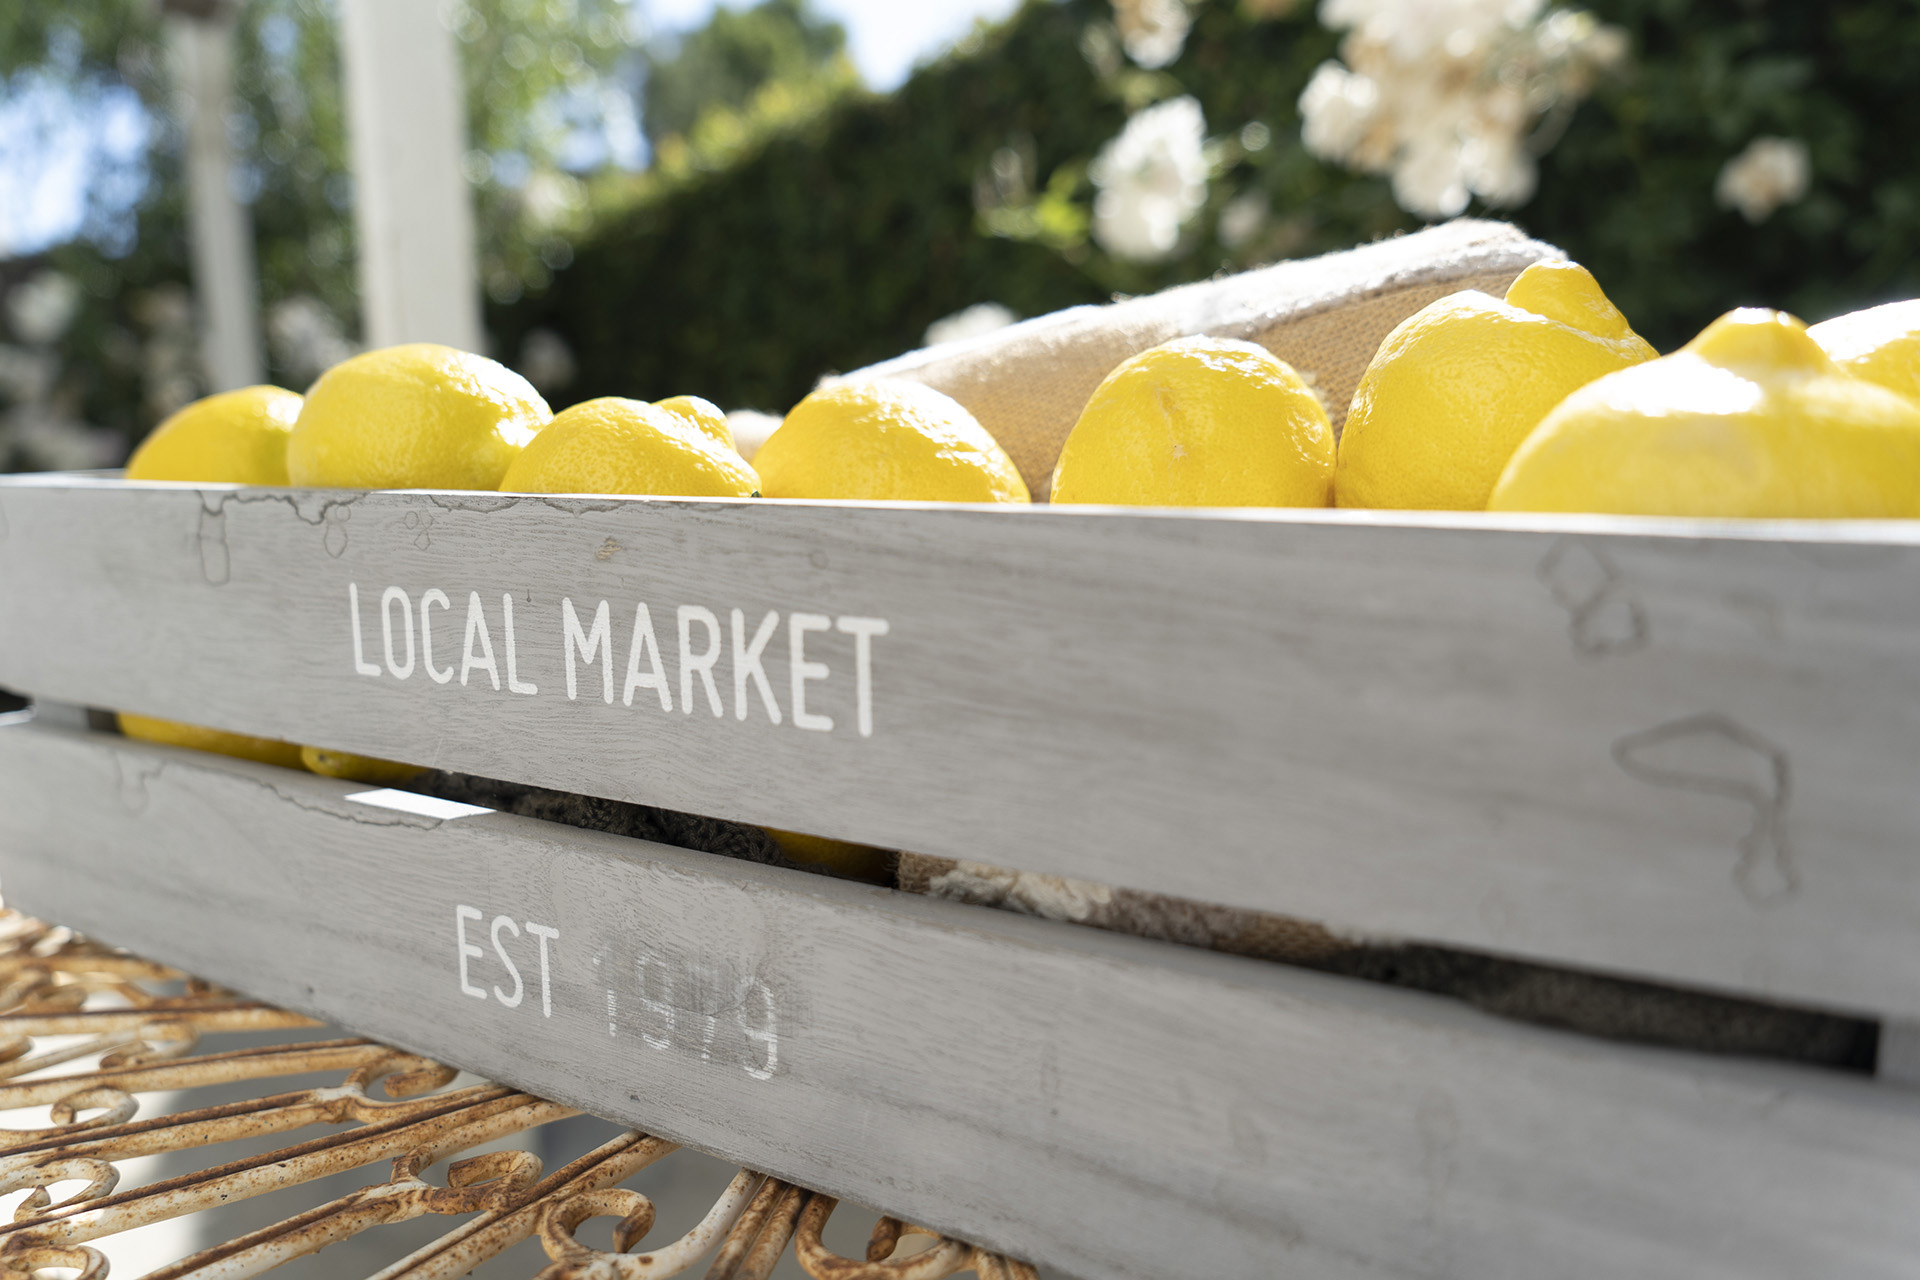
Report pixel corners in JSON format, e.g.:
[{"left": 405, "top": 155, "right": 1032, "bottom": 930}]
[
  {"left": 454, "top": 905, "right": 485, "bottom": 999},
  {"left": 502, "top": 594, "right": 538, "bottom": 696},
  {"left": 349, "top": 583, "right": 381, "bottom": 677},
  {"left": 460, "top": 592, "right": 500, "bottom": 690},
  {"left": 420, "top": 589, "right": 454, "bottom": 684},
  {"left": 489, "top": 915, "right": 524, "bottom": 1007},
  {"left": 835, "top": 616, "right": 889, "bottom": 738},
  {"left": 623, "top": 604, "right": 672, "bottom": 711},
  {"left": 381, "top": 586, "right": 416, "bottom": 679},
  {"left": 635, "top": 953, "right": 673, "bottom": 1050},
  {"left": 789, "top": 613, "right": 833, "bottom": 732},
  {"left": 527, "top": 922, "right": 559, "bottom": 1018},
  {"left": 742, "top": 980, "right": 779, "bottom": 1080},
  {"left": 562, "top": 598, "right": 614, "bottom": 704},
  {"left": 731, "top": 609, "right": 782, "bottom": 724},
  {"left": 677, "top": 605, "right": 724, "bottom": 717}
]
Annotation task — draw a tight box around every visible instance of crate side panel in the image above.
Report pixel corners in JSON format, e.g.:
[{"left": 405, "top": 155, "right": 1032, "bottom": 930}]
[
  {"left": 2, "top": 723, "right": 1920, "bottom": 1279},
  {"left": 4, "top": 481, "right": 1920, "bottom": 1020}
]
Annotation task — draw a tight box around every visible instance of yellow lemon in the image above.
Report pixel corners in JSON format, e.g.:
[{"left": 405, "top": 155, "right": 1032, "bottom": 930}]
[
  {"left": 1808, "top": 299, "right": 1920, "bottom": 405},
  {"left": 765, "top": 828, "right": 893, "bottom": 883},
  {"left": 120, "top": 387, "right": 305, "bottom": 767},
  {"left": 1050, "top": 336, "right": 1333, "bottom": 507},
  {"left": 499, "top": 396, "right": 758, "bottom": 496},
  {"left": 1335, "top": 261, "right": 1657, "bottom": 510},
  {"left": 125, "top": 385, "right": 302, "bottom": 484},
  {"left": 118, "top": 713, "right": 305, "bottom": 770},
  {"left": 300, "top": 746, "right": 428, "bottom": 785},
  {"left": 1489, "top": 309, "right": 1920, "bottom": 517},
  {"left": 654, "top": 394, "right": 739, "bottom": 451},
  {"left": 754, "top": 380, "right": 1028, "bottom": 503},
  {"left": 287, "top": 343, "right": 550, "bottom": 489}
]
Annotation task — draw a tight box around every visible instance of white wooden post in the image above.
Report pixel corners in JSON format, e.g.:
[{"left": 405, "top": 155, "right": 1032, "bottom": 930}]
[
  {"left": 166, "top": 5, "right": 266, "bottom": 391},
  {"left": 336, "top": 0, "right": 484, "bottom": 351}
]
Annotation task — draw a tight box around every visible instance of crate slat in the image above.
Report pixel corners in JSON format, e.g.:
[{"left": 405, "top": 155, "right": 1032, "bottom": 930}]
[
  {"left": 1, "top": 721, "right": 1918, "bottom": 1278},
  {"left": 3, "top": 477, "right": 1920, "bottom": 1022}
]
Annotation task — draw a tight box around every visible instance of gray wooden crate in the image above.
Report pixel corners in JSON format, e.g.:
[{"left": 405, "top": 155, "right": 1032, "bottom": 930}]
[{"left": 2, "top": 473, "right": 1919, "bottom": 1277}]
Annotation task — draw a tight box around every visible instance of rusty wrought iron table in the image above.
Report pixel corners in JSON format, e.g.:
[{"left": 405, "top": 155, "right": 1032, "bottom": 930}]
[{"left": 0, "top": 908, "right": 1035, "bottom": 1279}]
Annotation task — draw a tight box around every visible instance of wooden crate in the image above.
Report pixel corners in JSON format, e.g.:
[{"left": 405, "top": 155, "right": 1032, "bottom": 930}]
[{"left": 2, "top": 473, "right": 1918, "bottom": 1278}]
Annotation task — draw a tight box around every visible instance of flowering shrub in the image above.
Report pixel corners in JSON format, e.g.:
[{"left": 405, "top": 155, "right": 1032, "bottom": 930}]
[
  {"left": 10, "top": 0, "right": 1916, "bottom": 457},
  {"left": 1299, "top": 0, "right": 1627, "bottom": 218},
  {"left": 1088, "top": 96, "right": 1210, "bottom": 260}
]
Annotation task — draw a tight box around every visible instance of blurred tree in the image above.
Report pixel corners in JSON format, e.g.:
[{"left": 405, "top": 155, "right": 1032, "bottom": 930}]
[
  {"left": 0, "top": 0, "right": 647, "bottom": 465},
  {"left": 640, "top": 0, "right": 851, "bottom": 151},
  {"left": 500, "top": 0, "right": 1920, "bottom": 418}
]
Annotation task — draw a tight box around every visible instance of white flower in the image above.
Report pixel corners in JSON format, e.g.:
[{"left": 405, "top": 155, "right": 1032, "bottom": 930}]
[
  {"left": 1302, "top": 0, "right": 1624, "bottom": 219},
  {"left": 1299, "top": 62, "right": 1380, "bottom": 161},
  {"left": 1112, "top": 0, "right": 1192, "bottom": 69},
  {"left": 723, "top": 409, "right": 782, "bottom": 464},
  {"left": 1217, "top": 192, "right": 1269, "bottom": 250},
  {"left": 266, "top": 295, "right": 357, "bottom": 386},
  {"left": 1089, "top": 95, "right": 1209, "bottom": 262},
  {"left": 1392, "top": 131, "right": 1472, "bottom": 219},
  {"left": 924, "top": 302, "right": 1018, "bottom": 348},
  {"left": 522, "top": 170, "right": 586, "bottom": 229},
  {"left": 0, "top": 345, "right": 56, "bottom": 405},
  {"left": 515, "top": 327, "right": 576, "bottom": 392},
  {"left": 1715, "top": 137, "right": 1810, "bottom": 224},
  {"left": 6, "top": 272, "right": 82, "bottom": 347}
]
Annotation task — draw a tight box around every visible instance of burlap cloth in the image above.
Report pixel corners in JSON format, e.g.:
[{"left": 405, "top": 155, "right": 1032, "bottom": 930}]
[{"left": 853, "top": 218, "right": 1561, "bottom": 499}]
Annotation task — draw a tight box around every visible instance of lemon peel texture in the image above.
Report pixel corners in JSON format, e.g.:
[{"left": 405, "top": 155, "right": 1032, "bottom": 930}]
[
  {"left": 118, "top": 713, "right": 306, "bottom": 770},
  {"left": 1808, "top": 299, "right": 1920, "bottom": 406},
  {"left": 1050, "top": 335, "right": 1334, "bottom": 508},
  {"left": 1490, "top": 308, "right": 1920, "bottom": 518},
  {"left": 1335, "top": 260, "right": 1656, "bottom": 511},
  {"left": 287, "top": 343, "right": 550, "bottom": 490},
  {"left": 754, "top": 380, "right": 1029, "bottom": 504},
  {"left": 500, "top": 396, "right": 759, "bottom": 497},
  {"left": 126, "top": 385, "right": 303, "bottom": 485}
]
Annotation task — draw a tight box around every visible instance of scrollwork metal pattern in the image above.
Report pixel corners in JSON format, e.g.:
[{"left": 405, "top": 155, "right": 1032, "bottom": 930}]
[{"left": 0, "top": 909, "right": 1036, "bottom": 1280}]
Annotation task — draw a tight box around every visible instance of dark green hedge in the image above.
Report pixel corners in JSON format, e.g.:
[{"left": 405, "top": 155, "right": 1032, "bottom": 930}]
[{"left": 499, "top": 0, "right": 1920, "bottom": 416}]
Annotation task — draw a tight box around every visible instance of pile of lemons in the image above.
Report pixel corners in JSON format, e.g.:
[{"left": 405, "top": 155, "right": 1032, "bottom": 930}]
[
  {"left": 111, "top": 269, "right": 1920, "bottom": 847},
  {"left": 1050, "top": 264, "right": 1920, "bottom": 519}
]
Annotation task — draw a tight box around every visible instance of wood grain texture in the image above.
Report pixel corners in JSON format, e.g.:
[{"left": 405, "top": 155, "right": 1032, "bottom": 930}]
[
  {"left": 2, "top": 722, "right": 1918, "bottom": 1280},
  {"left": 3, "top": 477, "right": 1920, "bottom": 1022}
]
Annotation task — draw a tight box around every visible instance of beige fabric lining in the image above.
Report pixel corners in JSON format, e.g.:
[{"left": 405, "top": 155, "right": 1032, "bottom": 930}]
[{"left": 852, "top": 219, "right": 1564, "bottom": 499}]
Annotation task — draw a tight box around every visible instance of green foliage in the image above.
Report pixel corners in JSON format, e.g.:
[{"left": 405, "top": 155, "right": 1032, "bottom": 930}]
[
  {"left": 504, "top": 0, "right": 1920, "bottom": 418},
  {"left": 497, "top": 0, "right": 1133, "bottom": 413},
  {"left": 640, "top": 0, "right": 849, "bottom": 149},
  {"left": 1528, "top": 0, "right": 1920, "bottom": 350},
  {"left": 231, "top": 0, "right": 357, "bottom": 346},
  {"left": 1, "top": 0, "right": 644, "bottom": 459}
]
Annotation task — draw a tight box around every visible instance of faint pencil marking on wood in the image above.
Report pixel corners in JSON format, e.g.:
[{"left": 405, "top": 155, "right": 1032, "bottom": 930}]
[
  {"left": 111, "top": 754, "right": 162, "bottom": 815},
  {"left": 1613, "top": 713, "right": 1797, "bottom": 904},
  {"left": 402, "top": 510, "right": 434, "bottom": 550},
  {"left": 197, "top": 488, "right": 364, "bottom": 557},
  {"left": 1539, "top": 539, "right": 1647, "bottom": 657},
  {"left": 323, "top": 504, "right": 350, "bottom": 557},
  {"left": 196, "top": 507, "right": 229, "bottom": 585}
]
